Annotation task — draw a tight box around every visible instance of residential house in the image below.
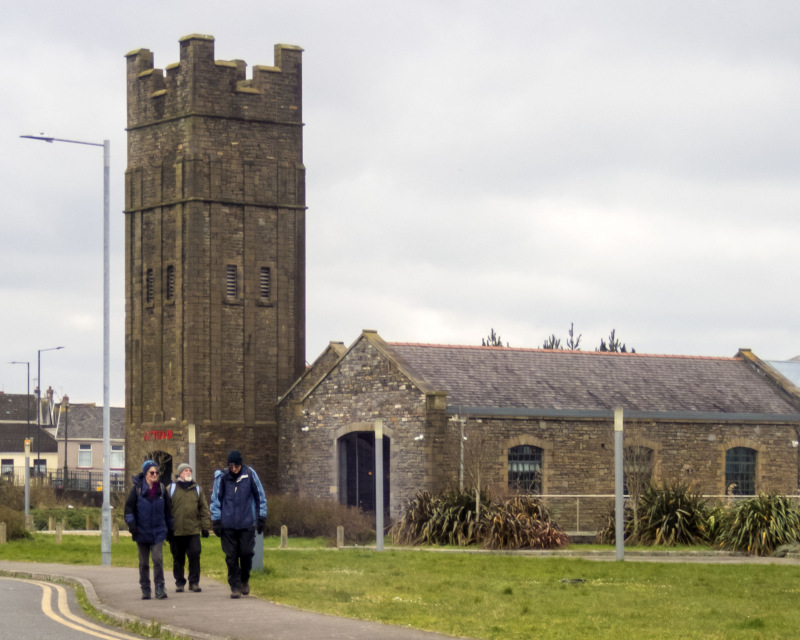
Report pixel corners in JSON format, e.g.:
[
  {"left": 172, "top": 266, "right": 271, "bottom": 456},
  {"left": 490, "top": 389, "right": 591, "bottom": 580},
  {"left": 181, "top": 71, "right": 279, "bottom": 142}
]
[
  {"left": 53, "top": 403, "right": 126, "bottom": 491},
  {"left": 0, "top": 422, "right": 58, "bottom": 482}
]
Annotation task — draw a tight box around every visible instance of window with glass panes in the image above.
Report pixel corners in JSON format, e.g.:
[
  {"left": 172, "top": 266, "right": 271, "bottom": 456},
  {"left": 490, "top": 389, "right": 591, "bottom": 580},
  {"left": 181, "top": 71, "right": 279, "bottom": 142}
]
[
  {"left": 110, "top": 445, "right": 124, "bottom": 470},
  {"left": 725, "top": 447, "right": 756, "bottom": 495},
  {"left": 508, "top": 445, "right": 543, "bottom": 493},
  {"left": 78, "top": 444, "right": 92, "bottom": 468},
  {"left": 623, "top": 446, "right": 653, "bottom": 495}
]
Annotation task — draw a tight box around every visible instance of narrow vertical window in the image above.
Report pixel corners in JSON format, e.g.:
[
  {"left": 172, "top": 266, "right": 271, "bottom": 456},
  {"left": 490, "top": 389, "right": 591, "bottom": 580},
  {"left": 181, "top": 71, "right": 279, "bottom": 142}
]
[
  {"left": 165, "top": 265, "right": 175, "bottom": 301},
  {"left": 508, "top": 445, "right": 543, "bottom": 493},
  {"left": 110, "top": 445, "right": 124, "bottom": 469},
  {"left": 78, "top": 444, "right": 92, "bottom": 468},
  {"left": 260, "top": 266, "right": 271, "bottom": 300},
  {"left": 726, "top": 447, "right": 756, "bottom": 495},
  {"left": 226, "top": 265, "right": 238, "bottom": 298},
  {"left": 145, "top": 268, "right": 154, "bottom": 303}
]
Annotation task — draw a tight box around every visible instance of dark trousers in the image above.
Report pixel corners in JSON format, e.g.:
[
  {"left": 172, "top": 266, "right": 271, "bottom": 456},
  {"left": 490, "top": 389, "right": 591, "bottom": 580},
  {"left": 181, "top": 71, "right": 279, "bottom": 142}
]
[
  {"left": 137, "top": 541, "right": 164, "bottom": 588},
  {"left": 170, "top": 534, "right": 202, "bottom": 587},
  {"left": 220, "top": 527, "right": 255, "bottom": 589}
]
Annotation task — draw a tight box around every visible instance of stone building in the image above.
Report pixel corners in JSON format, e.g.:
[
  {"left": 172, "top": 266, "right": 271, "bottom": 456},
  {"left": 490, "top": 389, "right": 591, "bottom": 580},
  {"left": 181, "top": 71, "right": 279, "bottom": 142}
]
[
  {"left": 122, "top": 36, "right": 800, "bottom": 533},
  {"left": 124, "top": 35, "right": 305, "bottom": 490},
  {"left": 278, "top": 331, "right": 800, "bottom": 529}
]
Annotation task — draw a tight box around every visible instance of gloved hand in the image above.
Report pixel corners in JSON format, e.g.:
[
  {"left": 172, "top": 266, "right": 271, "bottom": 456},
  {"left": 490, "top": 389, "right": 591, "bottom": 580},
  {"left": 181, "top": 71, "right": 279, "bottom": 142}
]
[
  {"left": 128, "top": 523, "right": 138, "bottom": 540},
  {"left": 166, "top": 530, "right": 174, "bottom": 544},
  {"left": 201, "top": 529, "right": 209, "bottom": 538},
  {"left": 212, "top": 521, "right": 222, "bottom": 537},
  {"left": 257, "top": 517, "right": 266, "bottom": 536}
]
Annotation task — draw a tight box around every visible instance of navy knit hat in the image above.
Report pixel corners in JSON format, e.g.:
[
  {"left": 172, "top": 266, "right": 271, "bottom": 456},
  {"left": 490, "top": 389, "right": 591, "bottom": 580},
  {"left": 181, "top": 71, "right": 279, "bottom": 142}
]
[
  {"left": 227, "top": 450, "right": 243, "bottom": 466},
  {"left": 142, "top": 460, "right": 158, "bottom": 475}
]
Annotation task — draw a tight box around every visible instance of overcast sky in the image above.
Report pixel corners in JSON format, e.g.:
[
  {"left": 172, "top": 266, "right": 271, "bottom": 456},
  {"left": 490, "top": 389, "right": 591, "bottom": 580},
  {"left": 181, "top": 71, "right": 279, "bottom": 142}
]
[{"left": 2, "top": 1, "right": 800, "bottom": 407}]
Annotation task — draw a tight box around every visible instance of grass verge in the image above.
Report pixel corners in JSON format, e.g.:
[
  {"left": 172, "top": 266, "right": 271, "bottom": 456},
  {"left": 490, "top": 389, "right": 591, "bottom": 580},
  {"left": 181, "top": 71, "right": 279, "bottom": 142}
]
[{"left": 2, "top": 535, "right": 800, "bottom": 639}]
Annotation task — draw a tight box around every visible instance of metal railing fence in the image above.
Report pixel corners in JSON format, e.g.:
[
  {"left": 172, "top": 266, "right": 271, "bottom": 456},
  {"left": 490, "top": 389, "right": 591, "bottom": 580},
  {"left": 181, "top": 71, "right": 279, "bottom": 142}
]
[{"left": 0, "top": 466, "right": 125, "bottom": 493}]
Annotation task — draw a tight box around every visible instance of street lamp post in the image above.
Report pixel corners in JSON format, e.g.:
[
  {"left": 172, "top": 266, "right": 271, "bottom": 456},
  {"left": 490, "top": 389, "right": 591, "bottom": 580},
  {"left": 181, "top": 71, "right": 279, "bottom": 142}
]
[
  {"left": 63, "top": 394, "right": 70, "bottom": 487},
  {"left": 22, "top": 134, "right": 112, "bottom": 566},
  {"left": 37, "top": 346, "right": 64, "bottom": 475},
  {"left": 9, "top": 361, "right": 31, "bottom": 517}
]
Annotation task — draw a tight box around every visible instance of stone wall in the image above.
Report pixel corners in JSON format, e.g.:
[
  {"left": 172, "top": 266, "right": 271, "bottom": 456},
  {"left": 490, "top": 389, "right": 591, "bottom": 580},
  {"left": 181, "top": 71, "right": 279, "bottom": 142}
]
[{"left": 278, "top": 337, "right": 435, "bottom": 517}]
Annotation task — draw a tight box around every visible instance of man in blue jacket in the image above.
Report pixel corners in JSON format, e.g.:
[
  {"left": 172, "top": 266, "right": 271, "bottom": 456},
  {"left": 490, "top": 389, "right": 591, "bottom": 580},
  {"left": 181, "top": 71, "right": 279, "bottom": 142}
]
[{"left": 210, "top": 450, "right": 267, "bottom": 598}]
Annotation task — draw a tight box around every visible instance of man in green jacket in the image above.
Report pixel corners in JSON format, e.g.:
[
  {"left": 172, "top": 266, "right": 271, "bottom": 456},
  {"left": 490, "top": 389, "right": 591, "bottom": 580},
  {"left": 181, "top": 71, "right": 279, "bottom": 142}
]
[{"left": 168, "top": 463, "right": 212, "bottom": 592}]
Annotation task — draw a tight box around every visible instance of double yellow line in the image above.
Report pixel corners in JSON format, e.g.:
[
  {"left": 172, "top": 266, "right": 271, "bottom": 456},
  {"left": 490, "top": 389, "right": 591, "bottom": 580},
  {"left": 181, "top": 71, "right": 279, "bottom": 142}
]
[{"left": 5, "top": 577, "right": 145, "bottom": 640}]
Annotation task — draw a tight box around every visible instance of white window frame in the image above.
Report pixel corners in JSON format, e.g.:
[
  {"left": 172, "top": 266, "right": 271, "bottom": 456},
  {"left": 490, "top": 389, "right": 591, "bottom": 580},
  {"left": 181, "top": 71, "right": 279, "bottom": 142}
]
[
  {"left": 78, "top": 444, "right": 92, "bottom": 468},
  {"left": 110, "top": 445, "right": 124, "bottom": 470}
]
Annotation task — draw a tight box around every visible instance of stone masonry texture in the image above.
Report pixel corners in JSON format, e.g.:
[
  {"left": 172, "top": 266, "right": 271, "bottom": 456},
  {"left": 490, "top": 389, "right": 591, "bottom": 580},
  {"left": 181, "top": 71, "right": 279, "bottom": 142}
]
[{"left": 124, "top": 35, "right": 305, "bottom": 493}]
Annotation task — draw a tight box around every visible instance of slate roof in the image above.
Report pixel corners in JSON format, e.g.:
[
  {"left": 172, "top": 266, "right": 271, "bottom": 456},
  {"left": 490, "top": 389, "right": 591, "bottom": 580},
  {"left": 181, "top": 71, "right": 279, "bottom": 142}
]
[
  {"left": 0, "top": 393, "right": 36, "bottom": 423},
  {"left": 387, "top": 343, "right": 800, "bottom": 417},
  {"left": 0, "top": 424, "right": 58, "bottom": 453},
  {"left": 54, "top": 404, "right": 125, "bottom": 440}
]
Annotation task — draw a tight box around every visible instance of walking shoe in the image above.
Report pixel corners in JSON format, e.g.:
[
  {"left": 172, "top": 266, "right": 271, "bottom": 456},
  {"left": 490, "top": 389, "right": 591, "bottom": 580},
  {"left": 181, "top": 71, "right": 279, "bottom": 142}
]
[
  {"left": 241, "top": 583, "right": 250, "bottom": 596},
  {"left": 175, "top": 584, "right": 184, "bottom": 593},
  {"left": 188, "top": 584, "right": 202, "bottom": 592},
  {"left": 155, "top": 584, "right": 168, "bottom": 599},
  {"left": 230, "top": 588, "right": 242, "bottom": 599},
  {"left": 141, "top": 587, "right": 151, "bottom": 600}
]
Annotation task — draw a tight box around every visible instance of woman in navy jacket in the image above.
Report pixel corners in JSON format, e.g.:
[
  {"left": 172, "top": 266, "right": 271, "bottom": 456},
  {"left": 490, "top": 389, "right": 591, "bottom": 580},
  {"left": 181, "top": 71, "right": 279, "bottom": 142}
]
[{"left": 124, "top": 460, "right": 174, "bottom": 600}]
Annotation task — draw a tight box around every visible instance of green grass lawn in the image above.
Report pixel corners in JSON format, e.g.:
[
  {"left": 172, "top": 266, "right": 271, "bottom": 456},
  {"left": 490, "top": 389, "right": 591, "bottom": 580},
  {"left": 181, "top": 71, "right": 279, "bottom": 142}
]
[{"left": 2, "top": 535, "right": 800, "bottom": 639}]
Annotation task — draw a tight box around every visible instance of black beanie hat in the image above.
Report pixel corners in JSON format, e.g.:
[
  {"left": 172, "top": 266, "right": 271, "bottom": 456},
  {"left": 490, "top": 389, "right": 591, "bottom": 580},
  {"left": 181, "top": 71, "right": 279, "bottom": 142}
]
[{"left": 227, "top": 450, "right": 243, "bottom": 466}]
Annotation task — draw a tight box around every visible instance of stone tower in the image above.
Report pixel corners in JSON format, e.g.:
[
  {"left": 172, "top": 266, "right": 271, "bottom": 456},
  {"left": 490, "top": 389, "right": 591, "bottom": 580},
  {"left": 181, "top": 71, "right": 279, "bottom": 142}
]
[{"left": 124, "top": 35, "right": 305, "bottom": 490}]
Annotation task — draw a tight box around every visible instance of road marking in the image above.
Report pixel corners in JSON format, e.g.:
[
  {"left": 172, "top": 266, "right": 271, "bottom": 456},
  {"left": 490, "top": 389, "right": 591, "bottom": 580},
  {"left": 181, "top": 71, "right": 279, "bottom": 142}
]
[{"left": 3, "top": 577, "right": 145, "bottom": 640}]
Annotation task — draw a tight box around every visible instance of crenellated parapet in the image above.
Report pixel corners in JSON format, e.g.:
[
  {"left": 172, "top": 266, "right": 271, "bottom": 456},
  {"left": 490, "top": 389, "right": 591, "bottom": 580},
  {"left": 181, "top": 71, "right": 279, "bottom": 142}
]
[
  {"left": 125, "top": 34, "right": 303, "bottom": 130},
  {"left": 124, "top": 34, "right": 307, "bottom": 493}
]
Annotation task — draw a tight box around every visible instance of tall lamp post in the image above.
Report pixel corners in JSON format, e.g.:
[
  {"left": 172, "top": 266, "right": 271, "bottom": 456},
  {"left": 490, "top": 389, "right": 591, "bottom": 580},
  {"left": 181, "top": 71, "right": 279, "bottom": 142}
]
[
  {"left": 9, "top": 361, "right": 30, "bottom": 517},
  {"left": 37, "top": 346, "right": 64, "bottom": 474},
  {"left": 22, "top": 134, "right": 112, "bottom": 566},
  {"left": 63, "top": 394, "right": 70, "bottom": 487}
]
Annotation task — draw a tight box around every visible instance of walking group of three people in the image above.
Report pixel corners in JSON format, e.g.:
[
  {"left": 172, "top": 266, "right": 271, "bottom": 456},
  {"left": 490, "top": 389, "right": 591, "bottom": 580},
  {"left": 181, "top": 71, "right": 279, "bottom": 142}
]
[{"left": 123, "top": 449, "right": 267, "bottom": 600}]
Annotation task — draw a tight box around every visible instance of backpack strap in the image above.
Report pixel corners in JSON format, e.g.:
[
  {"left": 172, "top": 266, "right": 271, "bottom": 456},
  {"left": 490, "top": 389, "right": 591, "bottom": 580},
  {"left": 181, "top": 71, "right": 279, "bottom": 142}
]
[{"left": 169, "top": 483, "right": 201, "bottom": 497}]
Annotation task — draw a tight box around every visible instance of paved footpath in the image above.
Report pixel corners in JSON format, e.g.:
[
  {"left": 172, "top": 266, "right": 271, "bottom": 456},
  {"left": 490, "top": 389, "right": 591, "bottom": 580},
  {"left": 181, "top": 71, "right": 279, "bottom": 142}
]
[
  {"left": 2, "top": 553, "right": 799, "bottom": 640},
  {"left": 0, "top": 560, "right": 457, "bottom": 640}
]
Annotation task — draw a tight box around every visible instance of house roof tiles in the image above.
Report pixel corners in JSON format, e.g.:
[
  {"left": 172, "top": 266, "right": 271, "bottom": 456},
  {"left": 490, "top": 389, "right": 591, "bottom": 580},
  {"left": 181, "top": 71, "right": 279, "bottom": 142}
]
[
  {"left": 54, "top": 405, "right": 125, "bottom": 440},
  {"left": 0, "top": 424, "right": 58, "bottom": 453}
]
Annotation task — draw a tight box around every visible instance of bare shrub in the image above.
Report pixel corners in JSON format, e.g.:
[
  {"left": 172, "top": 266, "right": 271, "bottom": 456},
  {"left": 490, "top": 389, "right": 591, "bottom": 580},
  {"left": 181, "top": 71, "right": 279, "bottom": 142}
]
[
  {"left": 483, "top": 496, "right": 570, "bottom": 550},
  {"left": 266, "top": 493, "right": 375, "bottom": 544},
  {"left": 0, "top": 505, "right": 28, "bottom": 540}
]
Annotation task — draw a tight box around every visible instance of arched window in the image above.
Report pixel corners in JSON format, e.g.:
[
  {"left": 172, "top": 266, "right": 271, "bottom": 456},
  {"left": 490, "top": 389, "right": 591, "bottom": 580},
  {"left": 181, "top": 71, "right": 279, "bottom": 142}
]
[
  {"left": 624, "top": 446, "right": 654, "bottom": 496},
  {"left": 725, "top": 447, "right": 756, "bottom": 495},
  {"left": 508, "top": 445, "right": 542, "bottom": 493}
]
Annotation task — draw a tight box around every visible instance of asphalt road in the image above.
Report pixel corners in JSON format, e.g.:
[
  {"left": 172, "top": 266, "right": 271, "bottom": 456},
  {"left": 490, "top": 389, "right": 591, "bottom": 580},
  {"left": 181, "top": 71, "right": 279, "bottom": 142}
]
[{"left": 0, "top": 577, "right": 148, "bottom": 640}]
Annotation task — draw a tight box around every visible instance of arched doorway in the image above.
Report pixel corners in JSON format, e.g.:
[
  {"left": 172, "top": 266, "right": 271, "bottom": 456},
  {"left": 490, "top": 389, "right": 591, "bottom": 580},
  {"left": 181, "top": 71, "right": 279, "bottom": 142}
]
[
  {"left": 144, "top": 450, "right": 173, "bottom": 484},
  {"left": 337, "top": 432, "right": 389, "bottom": 514}
]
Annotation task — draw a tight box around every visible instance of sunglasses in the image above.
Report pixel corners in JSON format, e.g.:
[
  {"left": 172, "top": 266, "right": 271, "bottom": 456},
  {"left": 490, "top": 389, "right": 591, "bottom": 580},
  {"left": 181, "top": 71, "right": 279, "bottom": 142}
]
[{"left": 147, "top": 469, "right": 159, "bottom": 476}]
